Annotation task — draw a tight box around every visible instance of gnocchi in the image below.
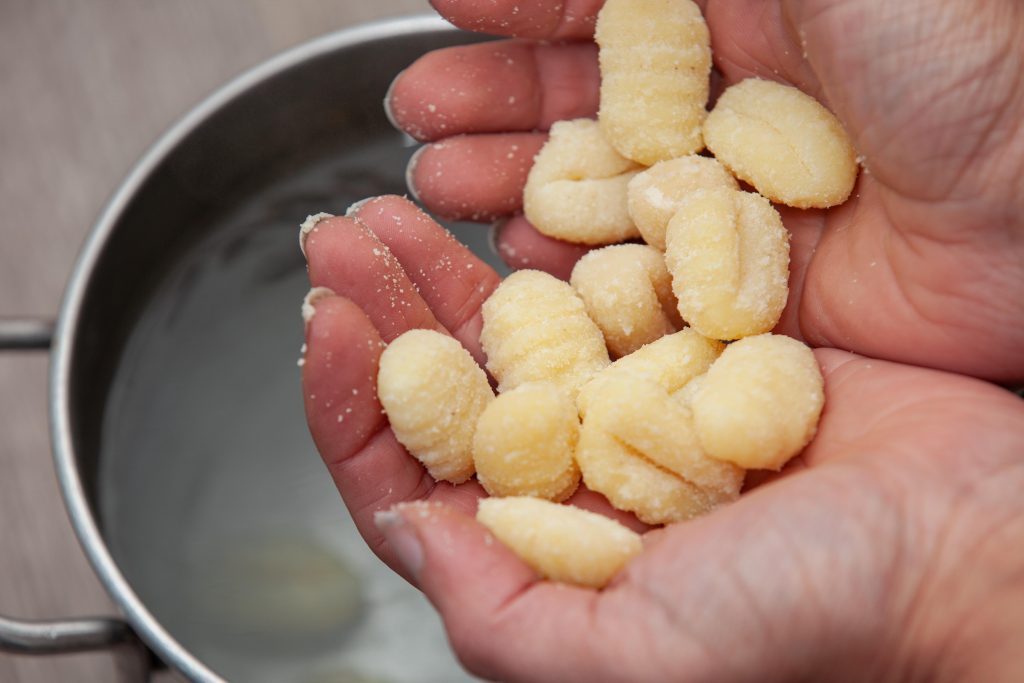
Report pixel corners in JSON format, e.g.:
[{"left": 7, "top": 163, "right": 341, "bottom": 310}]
[
  {"left": 577, "top": 375, "right": 744, "bottom": 525},
  {"left": 480, "top": 269, "right": 611, "bottom": 399},
  {"left": 576, "top": 328, "right": 723, "bottom": 418},
  {"left": 595, "top": 0, "right": 711, "bottom": 164},
  {"left": 692, "top": 334, "right": 824, "bottom": 470},
  {"left": 703, "top": 78, "right": 858, "bottom": 208},
  {"left": 569, "top": 244, "right": 682, "bottom": 358},
  {"left": 523, "top": 119, "right": 643, "bottom": 245},
  {"left": 472, "top": 383, "right": 581, "bottom": 501},
  {"left": 665, "top": 187, "right": 790, "bottom": 341},
  {"left": 377, "top": 329, "right": 493, "bottom": 483},
  {"left": 477, "top": 496, "right": 642, "bottom": 589},
  {"left": 627, "top": 156, "right": 738, "bottom": 251}
]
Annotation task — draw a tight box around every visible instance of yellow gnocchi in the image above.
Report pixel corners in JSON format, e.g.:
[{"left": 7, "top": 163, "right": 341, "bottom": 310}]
[
  {"left": 692, "top": 334, "right": 824, "bottom": 470},
  {"left": 523, "top": 119, "right": 643, "bottom": 245},
  {"left": 476, "top": 496, "right": 642, "bottom": 589},
  {"left": 472, "top": 383, "right": 581, "bottom": 501},
  {"left": 569, "top": 244, "right": 682, "bottom": 358},
  {"left": 627, "top": 156, "right": 738, "bottom": 251},
  {"left": 480, "top": 269, "right": 611, "bottom": 398},
  {"left": 577, "top": 375, "right": 744, "bottom": 525},
  {"left": 665, "top": 187, "right": 790, "bottom": 341},
  {"left": 596, "top": 0, "right": 711, "bottom": 164},
  {"left": 703, "top": 78, "right": 859, "bottom": 208},
  {"left": 576, "top": 328, "right": 723, "bottom": 418},
  {"left": 377, "top": 329, "right": 493, "bottom": 483}
]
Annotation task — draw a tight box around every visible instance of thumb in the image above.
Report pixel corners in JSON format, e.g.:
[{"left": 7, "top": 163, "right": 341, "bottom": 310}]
[{"left": 374, "top": 502, "right": 615, "bottom": 683}]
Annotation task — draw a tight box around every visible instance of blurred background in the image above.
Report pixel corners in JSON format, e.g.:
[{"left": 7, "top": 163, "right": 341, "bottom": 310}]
[{"left": 0, "top": 1, "right": 423, "bottom": 680}]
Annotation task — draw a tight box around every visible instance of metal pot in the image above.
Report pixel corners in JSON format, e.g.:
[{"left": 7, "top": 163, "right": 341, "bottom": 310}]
[{"left": 0, "top": 15, "right": 496, "bottom": 682}]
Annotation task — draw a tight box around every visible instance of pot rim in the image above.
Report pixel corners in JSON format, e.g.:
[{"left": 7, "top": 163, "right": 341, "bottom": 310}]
[{"left": 50, "top": 13, "right": 453, "bottom": 682}]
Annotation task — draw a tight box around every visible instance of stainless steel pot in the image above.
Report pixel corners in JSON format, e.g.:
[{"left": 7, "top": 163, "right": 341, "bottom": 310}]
[{"left": 0, "top": 15, "right": 497, "bottom": 682}]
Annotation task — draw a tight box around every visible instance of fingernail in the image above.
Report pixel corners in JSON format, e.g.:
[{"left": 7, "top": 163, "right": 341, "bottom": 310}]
[
  {"left": 405, "top": 145, "right": 428, "bottom": 203},
  {"left": 383, "top": 69, "right": 406, "bottom": 133},
  {"left": 301, "top": 286, "right": 335, "bottom": 324},
  {"left": 489, "top": 218, "right": 509, "bottom": 260},
  {"left": 299, "top": 212, "right": 334, "bottom": 258},
  {"left": 345, "top": 196, "right": 378, "bottom": 218},
  {"left": 375, "top": 507, "right": 424, "bottom": 579}
]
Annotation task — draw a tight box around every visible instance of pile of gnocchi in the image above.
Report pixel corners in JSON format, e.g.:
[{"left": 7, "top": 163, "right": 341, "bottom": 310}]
[{"left": 378, "top": 0, "right": 857, "bottom": 588}]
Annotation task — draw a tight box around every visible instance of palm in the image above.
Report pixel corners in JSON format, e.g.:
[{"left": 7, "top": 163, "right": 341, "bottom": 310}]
[
  {"left": 602, "top": 353, "right": 1024, "bottom": 682},
  {"left": 300, "top": 196, "right": 1024, "bottom": 681},
  {"left": 393, "top": 0, "right": 1024, "bottom": 382},
  {"left": 705, "top": 0, "right": 1024, "bottom": 382}
]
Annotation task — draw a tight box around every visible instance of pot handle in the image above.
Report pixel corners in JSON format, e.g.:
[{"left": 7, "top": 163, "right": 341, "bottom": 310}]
[
  {"left": 0, "top": 317, "right": 154, "bottom": 680},
  {"left": 0, "top": 317, "right": 55, "bottom": 350}
]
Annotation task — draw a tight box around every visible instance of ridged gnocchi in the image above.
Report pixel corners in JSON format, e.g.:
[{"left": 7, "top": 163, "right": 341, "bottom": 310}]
[
  {"left": 627, "top": 156, "right": 738, "bottom": 251},
  {"left": 577, "top": 375, "right": 744, "bottom": 525},
  {"left": 377, "top": 329, "right": 494, "bottom": 483},
  {"left": 480, "top": 269, "right": 610, "bottom": 398},
  {"left": 576, "top": 329, "right": 723, "bottom": 418},
  {"left": 523, "top": 119, "right": 643, "bottom": 245},
  {"left": 570, "top": 244, "right": 682, "bottom": 358},
  {"left": 665, "top": 187, "right": 790, "bottom": 341},
  {"left": 596, "top": 0, "right": 711, "bottom": 164},
  {"left": 704, "top": 78, "right": 858, "bottom": 208}
]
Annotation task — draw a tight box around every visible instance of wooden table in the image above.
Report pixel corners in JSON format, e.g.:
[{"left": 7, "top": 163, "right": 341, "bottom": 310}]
[{"left": 0, "top": 2, "right": 422, "bottom": 680}]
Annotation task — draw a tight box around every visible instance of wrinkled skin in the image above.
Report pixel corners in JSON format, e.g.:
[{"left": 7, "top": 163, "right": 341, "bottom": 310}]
[
  {"left": 302, "top": 2, "right": 1024, "bottom": 681},
  {"left": 395, "top": 0, "right": 1024, "bottom": 382}
]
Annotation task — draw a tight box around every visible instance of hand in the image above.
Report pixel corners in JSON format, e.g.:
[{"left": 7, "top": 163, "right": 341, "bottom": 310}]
[
  {"left": 388, "top": 0, "right": 1024, "bottom": 383},
  {"left": 301, "top": 195, "right": 1024, "bottom": 682}
]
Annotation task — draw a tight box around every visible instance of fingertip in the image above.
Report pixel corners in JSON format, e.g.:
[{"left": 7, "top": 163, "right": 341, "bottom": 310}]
[
  {"left": 389, "top": 43, "right": 538, "bottom": 141},
  {"left": 300, "top": 286, "right": 337, "bottom": 327},
  {"left": 383, "top": 68, "right": 407, "bottom": 133},
  {"left": 382, "top": 500, "right": 606, "bottom": 682},
  {"left": 405, "top": 145, "right": 427, "bottom": 203},
  {"left": 299, "top": 212, "right": 335, "bottom": 259},
  {"left": 385, "top": 68, "right": 432, "bottom": 141},
  {"left": 303, "top": 214, "right": 370, "bottom": 273},
  {"left": 304, "top": 212, "right": 441, "bottom": 341},
  {"left": 388, "top": 41, "right": 598, "bottom": 141},
  {"left": 407, "top": 134, "right": 544, "bottom": 222},
  {"left": 381, "top": 501, "right": 539, "bottom": 608}
]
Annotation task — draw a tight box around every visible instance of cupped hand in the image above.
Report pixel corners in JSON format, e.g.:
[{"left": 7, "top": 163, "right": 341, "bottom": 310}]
[
  {"left": 301, "top": 195, "right": 1024, "bottom": 682},
  {"left": 389, "top": 0, "right": 1024, "bottom": 383}
]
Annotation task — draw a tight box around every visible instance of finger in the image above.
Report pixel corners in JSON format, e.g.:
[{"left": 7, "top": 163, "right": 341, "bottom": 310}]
[
  {"left": 495, "top": 215, "right": 590, "bottom": 280},
  {"left": 303, "top": 214, "right": 442, "bottom": 343},
  {"left": 349, "top": 195, "right": 501, "bottom": 365},
  {"left": 301, "top": 294, "right": 485, "bottom": 578},
  {"left": 376, "top": 502, "right": 622, "bottom": 682},
  {"left": 387, "top": 41, "right": 599, "bottom": 141},
  {"left": 703, "top": 1, "right": 823, "bottom": 99},
  {"left": 429, "top": 0, "right": 605, "bottom": 40},
  {"left": 407, "top": 133, "right": 545, "bottom": 221}
]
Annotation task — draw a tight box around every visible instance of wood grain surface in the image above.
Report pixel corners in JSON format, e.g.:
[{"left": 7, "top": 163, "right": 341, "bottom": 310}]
[{"left": 0, "top": 1, "right": 423, "bottom": 680}]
